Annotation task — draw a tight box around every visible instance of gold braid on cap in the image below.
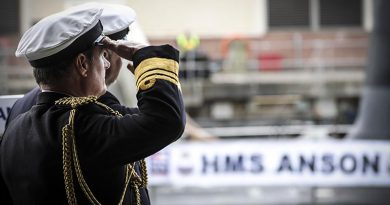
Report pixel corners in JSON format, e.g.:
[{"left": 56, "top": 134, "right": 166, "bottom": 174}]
[{"left": 55, "top": 96, "right": 148, "bottom": 205}]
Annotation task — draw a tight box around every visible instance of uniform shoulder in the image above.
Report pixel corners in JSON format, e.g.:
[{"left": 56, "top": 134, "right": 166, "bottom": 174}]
[{"left": 55, "top": 96, "right": 112, "bottom": 116}]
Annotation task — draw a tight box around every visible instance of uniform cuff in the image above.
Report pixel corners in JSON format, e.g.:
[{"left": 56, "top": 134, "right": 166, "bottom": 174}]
[{"left": 132, "top": 45, "right": 180, "bottom": 90}]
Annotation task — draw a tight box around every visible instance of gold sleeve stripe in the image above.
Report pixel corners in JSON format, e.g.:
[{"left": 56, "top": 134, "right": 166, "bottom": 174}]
[
  {"left": 138, "top": 75, "right": 179, "bottom": 90},
  {"left": 137, "top": 73, "right": 178, "bottom": 89},
  {"left": 136, "top": 68, "right": 177, "bottom": 85},
  {"left": 136, "top": 69, "right": 178, "bottom": 87},
  {"left": 134, "top": 57, "right": 180, "bottom": 90},
  {"left": 135, "top": 57, "right": 179, "bottom": 81}
]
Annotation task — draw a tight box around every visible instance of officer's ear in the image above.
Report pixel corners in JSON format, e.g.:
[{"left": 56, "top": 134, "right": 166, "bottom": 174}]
[{"left": 74, "top": 53, "right": 90, "bottom": 78}]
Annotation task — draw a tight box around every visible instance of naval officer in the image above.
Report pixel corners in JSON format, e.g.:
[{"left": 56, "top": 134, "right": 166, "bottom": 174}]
[
  {"left": 3, "top": 4, "right": 151, "bottom": 204},
  {"left": 1, "top": 4, "right": 184, "bottom": 205}
]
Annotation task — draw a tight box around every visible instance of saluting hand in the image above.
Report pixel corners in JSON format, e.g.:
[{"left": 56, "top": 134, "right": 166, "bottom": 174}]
[{"left": 101, "top": 37, "right": 147, "bottom": 73}]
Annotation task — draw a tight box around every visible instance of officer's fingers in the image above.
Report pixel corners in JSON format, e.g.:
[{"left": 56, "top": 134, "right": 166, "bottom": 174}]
[
  {"left": 101, "top": 37, "right": 117, "bottom": 50},
  {"left": 120, "top": 41, "right": 148, "bottom": 51},
  {"left": 102, "top": 40, "right": 133, "bottom": 60},
  {"left": 127, "top": 62, "right": 135, "bottom": 74},
  {"left": 102, "top": 39, "right": 146, "bottom": 61}
]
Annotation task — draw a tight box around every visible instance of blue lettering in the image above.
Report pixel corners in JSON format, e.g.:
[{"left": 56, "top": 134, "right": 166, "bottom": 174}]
[
  {"left": 340, "top": 154, "right": 357, "bottom": 174},
  {"left": 225, "top": 155, "right": 244, "bottom": 172},
  {"left": 362, "top": 153, "right": 379, "bottom": 174},
  {"left": 321, "top": 154, "right": 335, "bottom": 174},
  {"left": 202, "top": 155, "right": 219, "bottom": 173},
  {"left": 299, "top": 155, "right": 315, "bottom": 172},
  {"left": 277, "top": 155, "right": 294, "bottom": 173},
  {"left": 250, "top": 155, "right": 263, "bottom": 173},
  {"left": 0, "top": 107, "right": 6, "bottom": 120}
]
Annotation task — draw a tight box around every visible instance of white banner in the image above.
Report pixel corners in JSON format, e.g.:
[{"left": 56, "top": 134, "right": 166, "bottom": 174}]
[
  {"left": 147, "top": 140, "right": 390, "bottom": 187},
  {"left": 0, "top": 95, "right": 22, "bottom": 134}
]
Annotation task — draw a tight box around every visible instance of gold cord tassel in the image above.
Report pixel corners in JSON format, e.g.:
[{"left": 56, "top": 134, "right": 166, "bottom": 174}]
[{"left": 56, "top": 96, "right": 148, "bottom": 205}]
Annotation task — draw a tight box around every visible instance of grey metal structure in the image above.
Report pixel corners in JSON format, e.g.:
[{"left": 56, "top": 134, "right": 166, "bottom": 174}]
[{"left": 349, "top": 0, "right": 390, "bottom": 140}]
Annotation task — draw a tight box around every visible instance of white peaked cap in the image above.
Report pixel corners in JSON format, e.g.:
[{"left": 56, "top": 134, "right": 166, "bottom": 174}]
[
  {"left": 76, "top": 2, "right": 136, "bottom": 38},
  {"left": 100, "top": 3, "right": 136, "bottom": 36},
  {"left": 15, "top": 4, "right": 104, "bottom": 67}
]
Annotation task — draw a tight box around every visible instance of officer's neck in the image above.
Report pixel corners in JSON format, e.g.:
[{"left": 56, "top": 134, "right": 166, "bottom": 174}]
[{"left": 40, "top": 84, "right": 84, "bottom": 97}]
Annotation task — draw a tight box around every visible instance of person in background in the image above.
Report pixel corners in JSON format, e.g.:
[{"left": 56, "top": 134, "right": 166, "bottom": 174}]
[
  {"left": 176, "top": 31, "right": 200, "bottom": 54},
  {"left": 1, "top": 4, "right": 184, "bottom": 205},
  {"left": 176, "top": 30, "right": 211, "bottom": 80}
]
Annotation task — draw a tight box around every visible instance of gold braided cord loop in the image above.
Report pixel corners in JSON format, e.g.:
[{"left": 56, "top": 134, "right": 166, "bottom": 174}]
[
  {"left": 56, "top": 96, "right": 98, "bottom": 109},
  {"left": 139, "top": 159, "right": 148, "bottom": 188},
  {"left": 134, "top": 57, "right": 179, "bottom": 90},
  {"left": 94, "top": 101, "right": 123, "bottom": 117},
  {"left": 56, "top": 96, "right": 148, "bottom": 205},
  {"left": 132, "top": 183, "right": 141, "bottom": 204},
  {"left": 72, "top": 132, "right": 103, "bottom": 205},
  {"left": 62, "top": 110, "right": 77, "bottom": 205}
]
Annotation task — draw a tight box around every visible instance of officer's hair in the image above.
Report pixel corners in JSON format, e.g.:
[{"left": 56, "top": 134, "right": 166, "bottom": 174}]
[{"left": 33, "top": 48, "right": 94, "bottom": 85}]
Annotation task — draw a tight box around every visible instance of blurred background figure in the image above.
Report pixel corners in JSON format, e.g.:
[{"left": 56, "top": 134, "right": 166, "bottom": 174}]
[
  {"left": 176, "top": 31, "right": 211, "bottom": 80},
  {"left": 221, "top": 35, "right": 250, "bottom": 73},
  {"left": 176, "top": 31, "right": 200, "bottom": 54}
]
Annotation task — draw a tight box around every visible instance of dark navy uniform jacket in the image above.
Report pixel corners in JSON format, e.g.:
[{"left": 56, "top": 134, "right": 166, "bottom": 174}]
[
  {"left": 1, "top": 87, "right": 42, "bottom": 205},
  {"left": 0, "top": 45, "right": 185, "bottom": 204},
  {"left": 5, "top": 87, "right": 41, "bottom": 128},
  {"left": 2, "top": 89, "right": 152, "bottom": 205}
]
